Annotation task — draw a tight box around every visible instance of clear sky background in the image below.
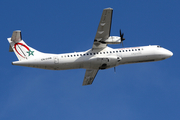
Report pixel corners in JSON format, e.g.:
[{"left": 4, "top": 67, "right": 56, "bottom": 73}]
[{"left": 0, "top": 0, "right": 179, "bottom": 120}]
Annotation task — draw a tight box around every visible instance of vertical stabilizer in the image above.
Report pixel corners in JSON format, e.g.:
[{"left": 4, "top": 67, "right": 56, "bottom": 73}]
[{"left": 8, "top": 30, "right": 44, "bottom": 61}]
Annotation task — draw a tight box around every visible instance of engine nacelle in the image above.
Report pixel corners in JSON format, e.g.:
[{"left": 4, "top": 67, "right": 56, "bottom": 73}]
[{"left": 104, "top": 36, "right": 121, "bottom": 44}]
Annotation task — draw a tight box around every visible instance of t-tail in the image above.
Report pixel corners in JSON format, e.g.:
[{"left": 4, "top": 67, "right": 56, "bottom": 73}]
[{"left": 7, "top": 30, "right": 44, "bottom": 61}]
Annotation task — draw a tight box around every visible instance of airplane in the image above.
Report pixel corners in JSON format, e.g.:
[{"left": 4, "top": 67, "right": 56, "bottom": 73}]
[{"left": 7, "top": 8, "right": 173, "bottom": 86}]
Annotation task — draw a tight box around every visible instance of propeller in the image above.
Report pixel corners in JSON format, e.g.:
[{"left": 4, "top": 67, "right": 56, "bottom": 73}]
[{"left": 120, "top": 29, "right": 125, "bottom": 47}]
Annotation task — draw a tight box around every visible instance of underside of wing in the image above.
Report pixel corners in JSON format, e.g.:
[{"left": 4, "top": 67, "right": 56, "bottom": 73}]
[
  {"left": 93, "top": 8, "right": 113, "bottom": 49},
  {"left": 82, "top": 69, "right": 99, "bottom": 86}
]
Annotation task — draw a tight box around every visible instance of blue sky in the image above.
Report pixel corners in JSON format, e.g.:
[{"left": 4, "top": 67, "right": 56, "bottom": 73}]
[{"left": 0, "top": 0, "right": 179, "bottom": 120}]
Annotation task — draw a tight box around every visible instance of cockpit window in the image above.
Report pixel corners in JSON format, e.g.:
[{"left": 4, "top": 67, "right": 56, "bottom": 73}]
[{"left": 157, "top": 46, "right": 162, "bottom": 48}]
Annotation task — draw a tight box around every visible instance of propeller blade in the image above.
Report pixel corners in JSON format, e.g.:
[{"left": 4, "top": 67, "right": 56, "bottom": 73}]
[
  {"left": 122, "top": 41, "right": 124, "bottom": 47},
  {"left": 119, "top": 29, "right": 125, "bottom": 41},
  {"left": 119, "top": 29, "right": 125, "bottom": 47}
]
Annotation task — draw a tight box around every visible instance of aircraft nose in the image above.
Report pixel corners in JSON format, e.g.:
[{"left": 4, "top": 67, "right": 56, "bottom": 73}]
[
  {"left": 164, "top": 50, "right": 173, "bottom": 58},
  {"left": 168, "top": 51, "right": 173, "bottom": 57},
  {"left": 169, "top": 51, "right": 173, "bottom": 56}
]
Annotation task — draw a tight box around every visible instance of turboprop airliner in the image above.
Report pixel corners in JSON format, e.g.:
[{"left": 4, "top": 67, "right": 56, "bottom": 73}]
[{"left": 7, "top": 8, "right": 173, "bottom": 85}]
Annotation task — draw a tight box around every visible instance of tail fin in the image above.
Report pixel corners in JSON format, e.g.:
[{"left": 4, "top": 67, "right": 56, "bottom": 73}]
[{"left": 8, "top": 30, "right": 44, "bottom": 61}]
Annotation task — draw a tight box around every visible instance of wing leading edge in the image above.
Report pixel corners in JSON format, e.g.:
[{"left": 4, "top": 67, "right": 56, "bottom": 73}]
[{"left": 92, "top": 8, "right": 113, "bottom": 49}]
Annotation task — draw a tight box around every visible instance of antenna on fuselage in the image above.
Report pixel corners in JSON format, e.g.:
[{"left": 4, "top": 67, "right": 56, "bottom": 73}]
[{"left": 114, "top": 67, "right": 116, "bottom": 73}]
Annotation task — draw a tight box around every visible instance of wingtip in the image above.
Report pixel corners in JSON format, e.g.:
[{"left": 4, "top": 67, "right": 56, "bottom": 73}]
[
  {"left": 104, "top": 7, "right": 113, "bottom": 10},
  {"left": 14, "top": 30, "right": 21, "bottom": 32}
]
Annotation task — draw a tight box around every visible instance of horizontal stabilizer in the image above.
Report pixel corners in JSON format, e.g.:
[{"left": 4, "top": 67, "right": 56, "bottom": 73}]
[
  {"left": 8, "top": 30, "right": 22, "bottom": 52},
  {"left": 11, "top": 30, "right": 22, "bottom": 43}
]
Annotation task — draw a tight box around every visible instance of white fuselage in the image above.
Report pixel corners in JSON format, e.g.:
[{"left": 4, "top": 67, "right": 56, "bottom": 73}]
[{"left": 12, "top": 45, "right": 173, "bottom": 70}]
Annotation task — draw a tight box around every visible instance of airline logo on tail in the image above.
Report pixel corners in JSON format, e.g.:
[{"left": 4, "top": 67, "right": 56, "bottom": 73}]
[{"left": 14, "top": 43, "right": 34, "bottom": 58}]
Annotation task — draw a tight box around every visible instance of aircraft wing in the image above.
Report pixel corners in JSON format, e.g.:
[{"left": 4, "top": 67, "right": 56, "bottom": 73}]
[
  {"left": 82, "top": 69, "right": 99, "bottom": 85},
  {"left": 92, "top": 8, "right": 113, "bottom": 49}
]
